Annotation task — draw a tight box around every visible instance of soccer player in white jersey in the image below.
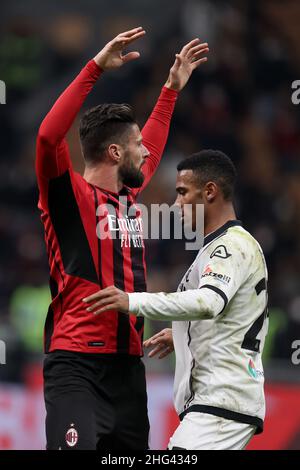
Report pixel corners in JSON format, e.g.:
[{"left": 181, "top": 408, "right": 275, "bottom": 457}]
[{"left": 83, "top": 150, "right": 269, "bottom": 450}]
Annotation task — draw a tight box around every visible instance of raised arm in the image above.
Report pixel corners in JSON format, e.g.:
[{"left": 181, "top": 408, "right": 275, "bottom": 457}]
[
  {"left": 36, "top": 27, "right": 146, "bottom": 207},
  {"left": 36, "top": 61, "right": 102, "bottom": 181},
  {"left": 137, "top": 39, "right": 210, "bottom": 194}
]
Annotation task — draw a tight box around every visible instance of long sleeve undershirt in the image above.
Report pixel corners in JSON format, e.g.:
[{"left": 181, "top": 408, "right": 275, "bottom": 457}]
[{"left": 128, "top": 288, "right": 225, "bottom": 321}]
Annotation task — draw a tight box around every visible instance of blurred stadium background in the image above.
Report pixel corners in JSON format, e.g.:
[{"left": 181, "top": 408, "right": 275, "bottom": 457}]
[{"left": 0, "top": 0, "right": 300, "bottom": 450}]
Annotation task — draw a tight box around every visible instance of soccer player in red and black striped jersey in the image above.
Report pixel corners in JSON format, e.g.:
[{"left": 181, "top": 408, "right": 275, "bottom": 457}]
[{"left": 36, "top": 27, "right": 209, "bottom": 450}]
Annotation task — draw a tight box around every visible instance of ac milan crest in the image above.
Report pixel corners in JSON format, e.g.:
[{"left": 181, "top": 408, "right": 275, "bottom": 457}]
[{"left": 65, "top": 424, "right": 78, "bottom": 447}]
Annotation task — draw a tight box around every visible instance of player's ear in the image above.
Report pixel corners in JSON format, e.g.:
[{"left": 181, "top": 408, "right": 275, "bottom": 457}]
[
  {"left": 107, "top": 143, "right": 122, "bottom": 163},
  {"left": 205, "top": 181, "right": 218, "bottom": 202}
]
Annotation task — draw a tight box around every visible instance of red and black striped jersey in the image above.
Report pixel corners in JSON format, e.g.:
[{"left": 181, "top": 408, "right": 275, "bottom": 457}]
[{"left": 36, "top": 59, "right": 177, "bottom": 355}]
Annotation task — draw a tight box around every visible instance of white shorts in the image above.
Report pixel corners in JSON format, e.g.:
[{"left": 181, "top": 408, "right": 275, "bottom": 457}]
[{"left": 168, "top": 412, "right": 256, "bottom": 450}]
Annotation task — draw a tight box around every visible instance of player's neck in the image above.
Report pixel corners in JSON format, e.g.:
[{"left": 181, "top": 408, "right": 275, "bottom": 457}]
[
  {"left": 204, "top": 204, "right": 236, "bottom": 237},
  {"left": 83, "top": 164, "right": 123, "bottom": 194}
]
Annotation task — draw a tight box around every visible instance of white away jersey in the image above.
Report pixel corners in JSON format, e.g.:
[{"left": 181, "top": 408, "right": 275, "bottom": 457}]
[
  {"left": 129, "top": 220, "right": 268, "bottom": 432},
  {"left": 173, "top": 220, "right": 268, "bottom": 433}
]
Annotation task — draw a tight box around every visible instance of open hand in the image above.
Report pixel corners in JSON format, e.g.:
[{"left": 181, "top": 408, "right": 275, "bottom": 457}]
[
  {"left": 165, "top": 38, "right": 209, "bottom": 92},
  {"left": 93, "top": 27, "right": 146, "bottom": 71},
  {"left": 143, "top": 328, "right": 174, "bottom": 359},
  {"left": 82, "top": 286, "right": 129, "bottom": 315}
]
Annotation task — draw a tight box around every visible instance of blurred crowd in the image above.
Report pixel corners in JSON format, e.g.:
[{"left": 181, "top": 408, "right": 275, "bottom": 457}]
[{"left": 1, "top": 0, "right": 300, "bottom": 382}]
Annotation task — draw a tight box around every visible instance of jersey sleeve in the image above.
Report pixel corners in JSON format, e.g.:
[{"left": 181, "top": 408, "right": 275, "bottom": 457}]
[
  {"left": 127, "top": 230, "right": 251, "bottom": 321},
  {"left": 35, "top": 59, "right": 102, "bottom": 209},
  {"left": 132, "top": 86, "right": 178, "bottom": 197}
]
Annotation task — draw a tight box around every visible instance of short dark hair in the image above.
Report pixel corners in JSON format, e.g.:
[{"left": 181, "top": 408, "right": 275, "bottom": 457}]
[
  {"left": 177, "top": 150, "right": 237, "bottom": 200},
  {"left": 79, "top": 103, "right": 136, "bottom": 164}
]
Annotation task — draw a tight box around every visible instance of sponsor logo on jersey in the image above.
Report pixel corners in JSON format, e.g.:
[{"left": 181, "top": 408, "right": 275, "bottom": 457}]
[
  {"left": 65, "top": 425, "right": 78, "bottom": 447},
  {"left": 210, "top": 245, "right": 232, "bottom": 259},
  {"left": 201, "top": 265, "right": 231, "bottom": 284},
  {"left": 248, "top": 359, "right": 264, "bottom": 379},
  {"left": 106, "top": 215, "right": 145, "bottom": 248},
  {"left": 203, "top": 265, "right": 212, "bottom": 275}
]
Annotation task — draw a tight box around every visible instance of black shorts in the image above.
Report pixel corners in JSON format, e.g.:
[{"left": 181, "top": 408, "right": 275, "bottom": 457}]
[{"left": 43, "top": 350, "right": 149, "bottom": 450}]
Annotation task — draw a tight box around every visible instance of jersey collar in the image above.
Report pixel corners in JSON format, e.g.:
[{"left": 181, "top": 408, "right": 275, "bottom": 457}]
[
  {"left": 90, "top": 184, "right": 131, "bottom": 197},
  {"left": 203, "top": 220, "right": 243, "bottom": 247}
]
